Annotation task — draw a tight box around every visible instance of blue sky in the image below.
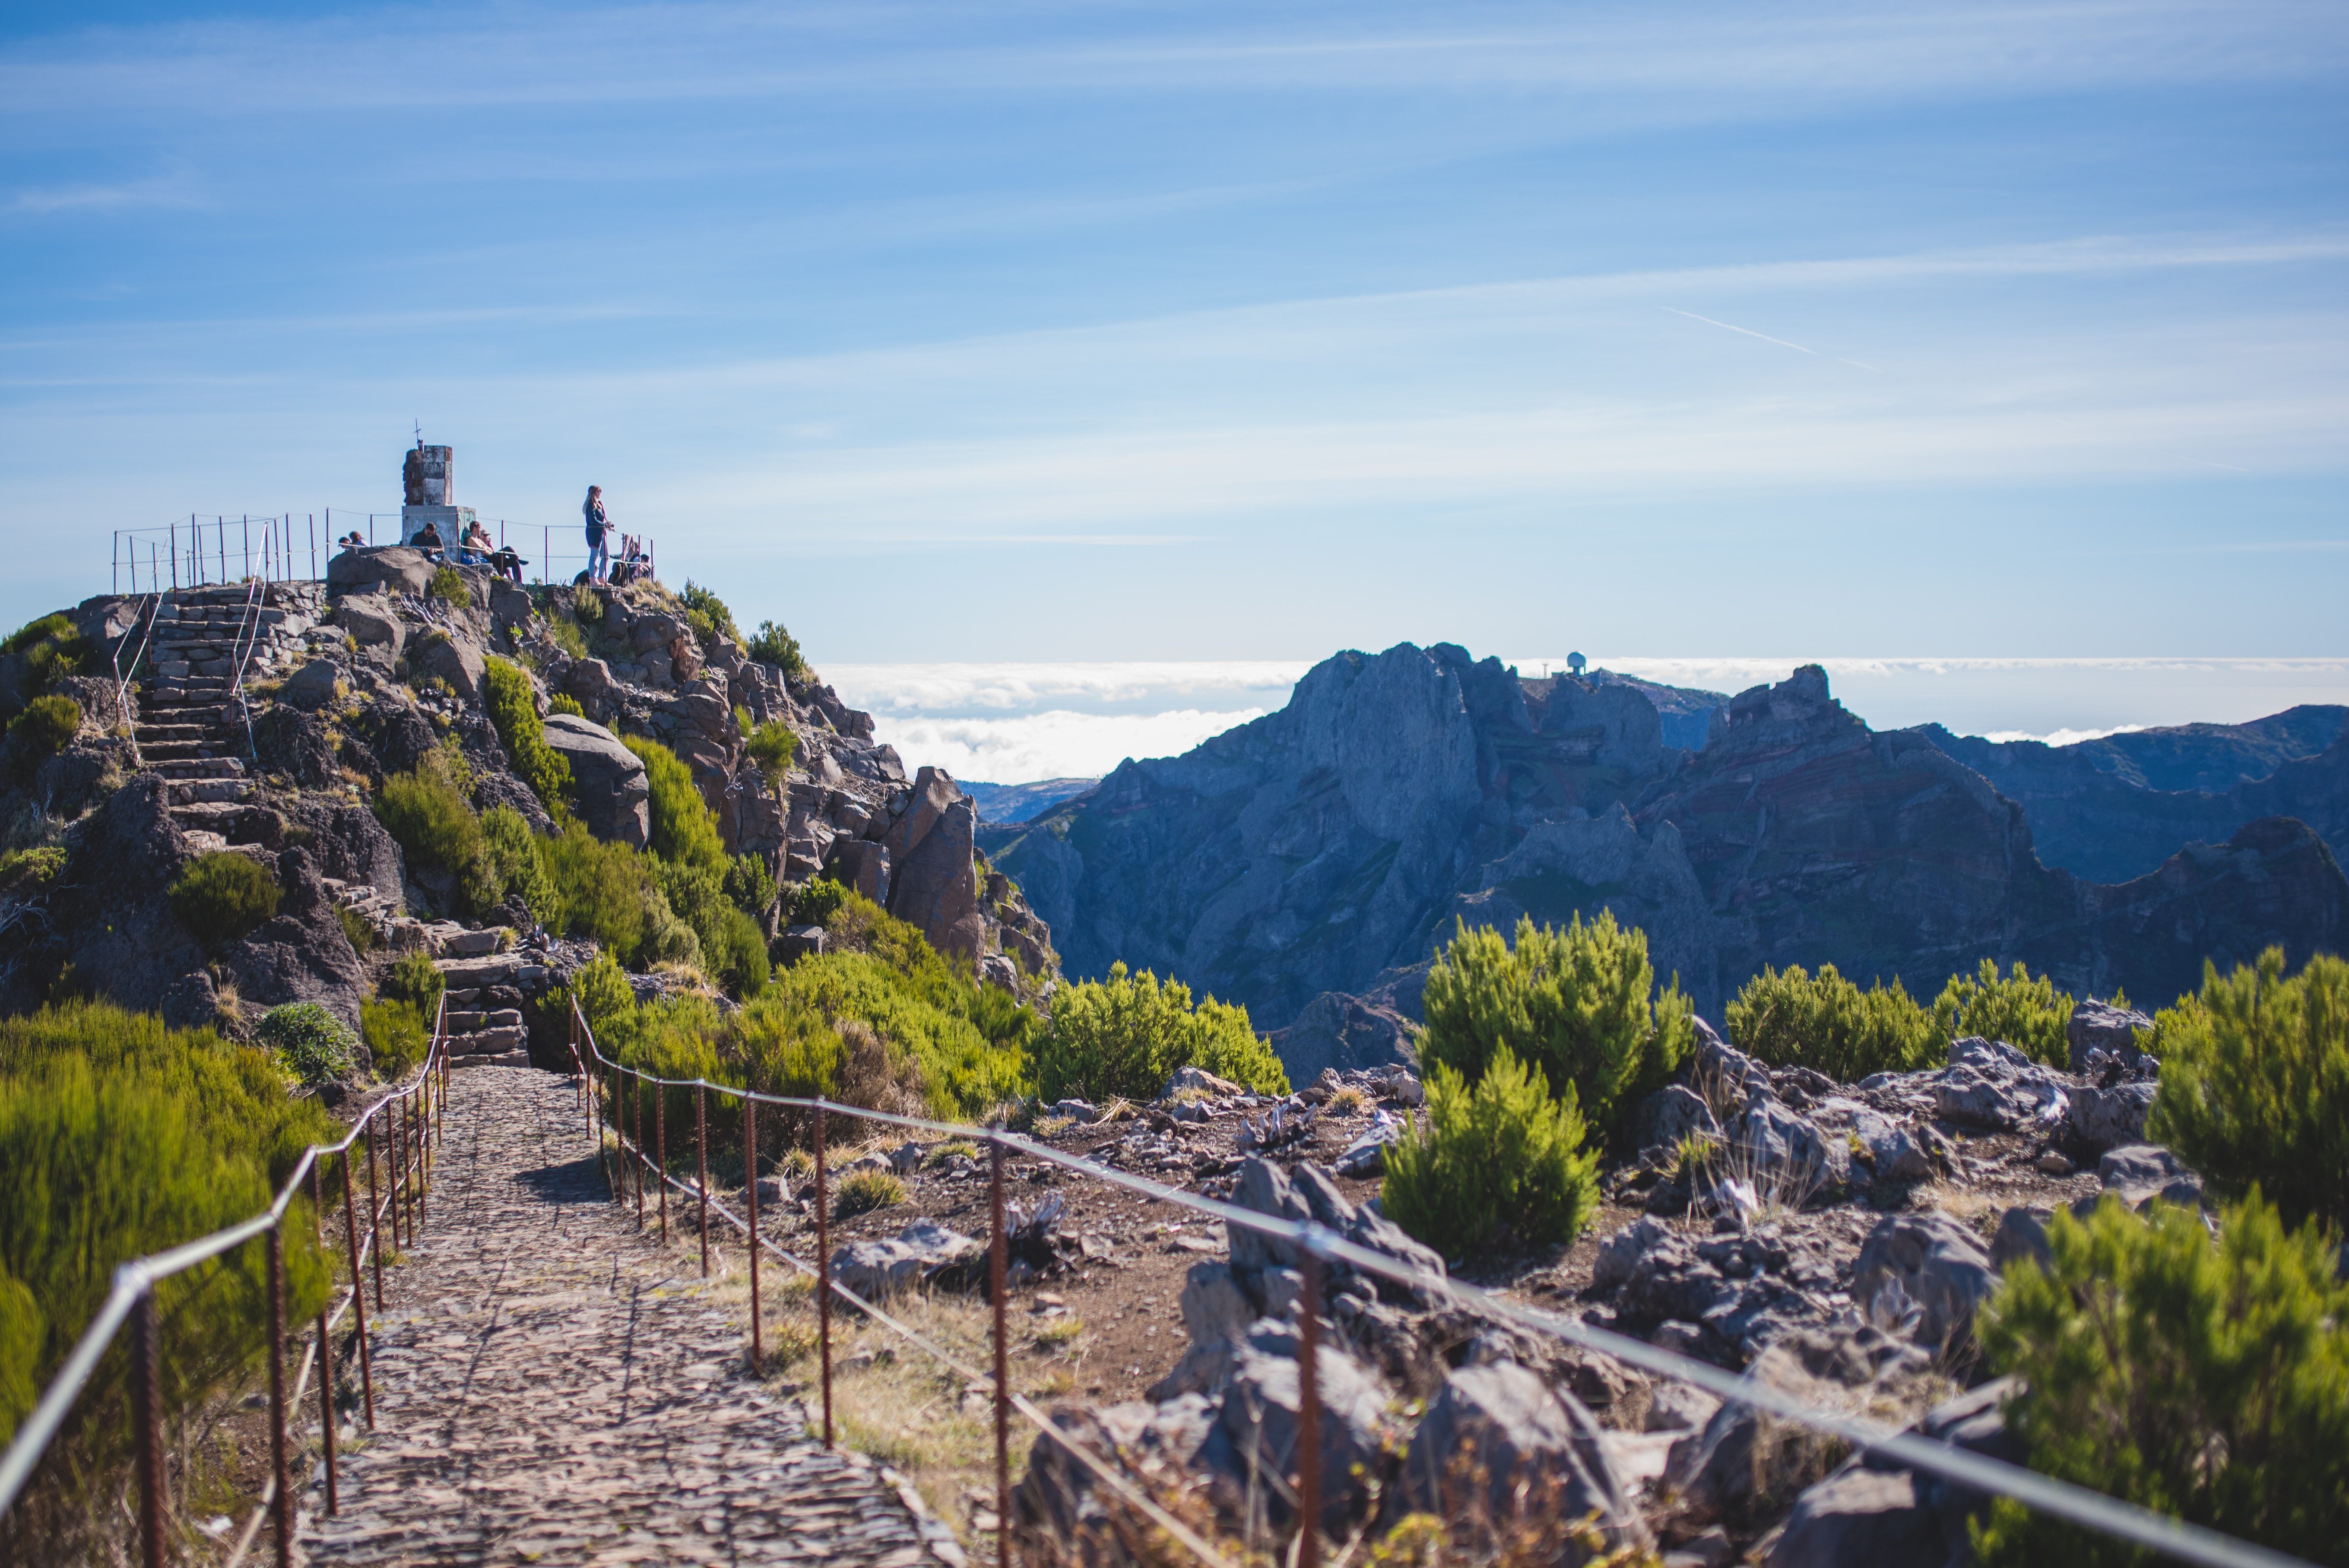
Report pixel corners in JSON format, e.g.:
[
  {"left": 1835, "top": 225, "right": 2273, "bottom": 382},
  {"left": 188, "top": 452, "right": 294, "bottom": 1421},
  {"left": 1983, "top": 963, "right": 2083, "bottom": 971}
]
[{"left": 4, "top": 2, "right": 2346, "bottom": 755}]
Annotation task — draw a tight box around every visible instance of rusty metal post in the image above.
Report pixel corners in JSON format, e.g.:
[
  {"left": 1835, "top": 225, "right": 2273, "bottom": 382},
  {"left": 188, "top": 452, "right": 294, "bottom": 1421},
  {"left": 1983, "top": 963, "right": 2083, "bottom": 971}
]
[
  {"left": 609, "top": 1064, "right": 624, "bottom": 1202},
  {"left": 266, "top": 1226, "right": 292, "bottom": 1568},
  {"left": 410, "top": 1085, "right": 426, "bottom": 1236},
  {"left": 744, "top": 1095, "right": 761, "bottom": 1377},
  {"left": 656, "top": 1078, "right": 668, "bottom": 1243},
  {"left": 309, "top": 1163, "right": 337, "bottom": 1516},
  {"left": 632, "top": 1073, "right": 646, "bottom": 1226},
  {"left": 365, "top": 1124, "right": 385, "bottom": 1311},
  {"left": 696, "top": 1082, "right": 710, "bottom": 1277},
  {"left": 388, "top": 1097, "right": 406, "bottom": 1251},
  {"left": 816, "top": 1105, "right": 832, "bottom": 1445},
  {"left": 1298, "top": 1251, "right": 1323, "bottom": 1568},
  {"left": 990, "top": 1139, "right": 1009, "bottom": 1568},
  {"left": 130, "top": 1286, "right": 165, "bottom": 1568},
  {"left": 340, "top": 1153, "right": 375, "bottom": 1426}
]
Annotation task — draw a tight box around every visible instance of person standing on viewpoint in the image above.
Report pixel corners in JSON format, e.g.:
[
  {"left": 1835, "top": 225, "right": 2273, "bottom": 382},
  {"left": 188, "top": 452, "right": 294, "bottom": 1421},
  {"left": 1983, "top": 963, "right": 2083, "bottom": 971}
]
[{"left": 583, "top": 485, "right": 610, "bottom": 583}]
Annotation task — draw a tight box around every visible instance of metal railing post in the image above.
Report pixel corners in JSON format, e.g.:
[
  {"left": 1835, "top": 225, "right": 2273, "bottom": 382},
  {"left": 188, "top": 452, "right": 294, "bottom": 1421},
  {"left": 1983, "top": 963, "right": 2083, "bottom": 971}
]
[
  {"left": 130, "top": 1287, "right": 165, "bottom": 1568},
  {"left": 387, "top": 1099, "right": 405, "bottom": 1251},
  {"left": 633, "top": 1073, "right": 646, "bottom": 1227},
  {"left": 656, "top": 1079, "right": 667, "bottom": 1244},
  {"left": 265, "top": 1226, "right": 292, "bottom": 1568},
  {"left": 991, "top": 1138, "right": 1009, "bottom": 1568},
  {"left": 340, "top": 1152, "right": 375, "bottom": 1426},
  {"left": 1298, "top": 1251, "right": 1322, "bottom": 1568},
  {"left": 366, "top": 1125, "right": 385, "bottom": 1309},
  {"left": 816, "top": 1105, "right": 832, "bottom": 1444},
  {"left": 744, "top": 1095, "right": 761, "bottom": 1377},
  {"left": 696, "top": 1083, "right": 710, "bottom": 1277},
  {"left": 309, "top": 1164, "right": 336, "bottom": 1516}
]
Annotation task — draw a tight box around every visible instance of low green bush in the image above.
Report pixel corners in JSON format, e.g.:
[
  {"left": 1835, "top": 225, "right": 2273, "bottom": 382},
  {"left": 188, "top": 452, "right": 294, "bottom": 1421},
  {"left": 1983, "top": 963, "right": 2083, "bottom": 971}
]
[
  {"left": 656, "top": 859, "right": 769, "bottom": 998},
  {"left": 1728, "top": 963, "right": 1940, "bottom": 1080},
  {"left": 334, "top": 903, "right": 375, "bottom": 954},
  {"left": 681, "top": 581, "right": 740, "bottom": 648},
  {"left": 256, "top": 1003, "right": 357, "bottom": 1086},
  {"left": 360, "top": 998, "right": 429, "bottom": 1080},
  {"left": 2147, "top": 948, "right": 2348, "bottom": 1231},
  {"left": 481, "top": 656, "right": 573, "bottom": 819},
  {"left": 623, "top": 734, "right": 727, "bottom": 874},
  {"left": 836, "top": 1169, "right": 906, "bottom": 1217},
  {"left": 1, "top": 612, "right": 95, "bottom": 720},
  {"left": 167, "top": 852, "right": 282, "bottom": 946},
  {"left": 375, "top": 751, "right": 499, "bottom": 913},
  {"left": 747, "top": 619, "right": 807, "bottom": 680},
  {"left": 0, "top": 1001, "right": 338, "bottom": 1543},
  {"left": 426, "top": 564, "right": 469, "bottom": 605},
  {"left": 1931, "top": 958, "right": 2073, "bottom": 1067},
  {"left": 548, "top": 692, "right": 584, "bottom": 718},
  {"left": 1420, "top": 912, "right": 1693, "bottom": 1147},
  {"left": 482, "top": 804, "right": 557, "bottom": 925},
  {"left": 379, "top": 949, "right": 445, "bottom": 1017},
  {"left": 1973, "top": 1190, "right": 2349, "bottom": 1566},
  {"left": 1032, "top": 960, "right": 1286, "bottom": 1103},
  {"left": 0, "top": 845, "right": 67, "bottom": 896},
  {"left": 724, "top": 851, "right": 777, "bottom": 921},
  {"left": 738, "top": 706, "right": 799, "bottom": 787},
  {"left": 7, "top": 694, "right": 81, "bottom": 779},
  {"left": 789, "top": 876, "right": 850, "bottom": 928},
  {"left": 1382, "top": 1047, "right": 1601, "bottom": 1260}
]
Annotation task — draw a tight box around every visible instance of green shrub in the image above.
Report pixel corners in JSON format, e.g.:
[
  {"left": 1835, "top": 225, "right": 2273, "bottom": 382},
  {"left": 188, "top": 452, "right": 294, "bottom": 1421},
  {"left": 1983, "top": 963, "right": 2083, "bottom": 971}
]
[
  {"left": 1728, "top": 963, "right": 1940, "bottom": 1080},
  {"left": 257, "top": 1003, "right": 358, "bottom": 1086},
  {"left": 375, "top": 752, "right": 499, "bottom": 913},
  {"left": 681, "top": 581, "right": 741, "bottom": 648},
  {"left": 739, "top": 706, "right": 799, "bottom": 787},
  {"left": 167, "top": 852, "right": 282, "bottom": 946},
  {"left": 334, "top": 903, "right": 376, "bottom": 954},
  {"left": 836, "top": 1169, "right": 906, "bottom": 1217},
  {"left": 789, "top": 876, "right": 850, "bottom": 928},
  {"left": 1382, "top": 1047, "right": 1601, "bottom": 1260},
  {"left": 0, "top": 1001, "right": 337, "bottom": 1536},
  {"left": 7, "top": 694, "right": 81, "bottom": 779},
  {"left": 725, "top": 851, "right": 777, "bottom": 921},
  {"left": 482, "top": 804, "right": 556, "bottom": 925},
  {"left": 1, "top": 612, "right": 95, "bottom": 719},
  {"left": 545, "top": 615, "right": 589, "bottom": 661},
  {"left": 549, "top": 692, "right": 584, "bottom": 718},
  {"left": 426, "top": 564, "right": 469, "bottom": 605},
  {"left": 360, "top": 997, "right": 429, "bottom": 1080},
  {"left": 622, "top": 734, "right": 727, "bottom": 874},
  {"left": 379, "top": 949, "right": 447, "bottom": 1017},
  {"left": 1420, "top": 912, "right": 1693, "bottom": 1146},
  {"left": 747, "top": 619, "right": 807, "bottom": 680},
  {"left": 657, "top": 859, "right": 769, "bottom": 998},
  {"left": 1931, "top": 958, "right": 2073, "bottom": 1067},
  {"left": 536, "top": 821, "right": 696, "bottom": 966},
  {"left": 1033, "top": 960, "right": 1286, "bottom": 1103},
  {"left": 2147, "top": 948, "right": 2348, "bottom": 1231},
  {"left": 481, "top": 656, "right": 573, "bottom": 818},
  {"left": 0, "top": 845, "right": 68, "bottom": 896},
  {"left": 1972, "top": 1191, "right": 2349, "bottom": 1566},
  {"left": 564, "top": 950, "right": 640, "bottom": 1053}
]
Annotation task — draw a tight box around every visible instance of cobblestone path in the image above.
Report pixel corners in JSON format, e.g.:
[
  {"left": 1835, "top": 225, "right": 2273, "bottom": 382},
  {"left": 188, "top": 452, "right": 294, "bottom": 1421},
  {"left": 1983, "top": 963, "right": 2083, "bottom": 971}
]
[{"left": 300, "top": 1067, "right": 958, "bottom": 1567}]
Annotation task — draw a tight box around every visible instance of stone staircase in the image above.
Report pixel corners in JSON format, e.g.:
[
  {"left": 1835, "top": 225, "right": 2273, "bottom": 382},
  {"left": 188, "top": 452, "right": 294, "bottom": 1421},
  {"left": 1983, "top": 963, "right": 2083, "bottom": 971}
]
[
  {"left": 435, "top": 949, "right": 555, "bottom": 1070},
  {"left": 131, "top": 582, "right": 330, "bottom": 847}
]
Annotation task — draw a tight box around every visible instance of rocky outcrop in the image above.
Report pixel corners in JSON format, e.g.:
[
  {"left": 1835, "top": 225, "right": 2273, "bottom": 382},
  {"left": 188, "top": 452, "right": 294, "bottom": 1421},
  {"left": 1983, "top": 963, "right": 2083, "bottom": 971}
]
[
  {"left": 989, "top": 648, "right": 2349, "bottom": 1054},
  {"left": 541, "top": 713, "right": 651, "bottom": 848}
]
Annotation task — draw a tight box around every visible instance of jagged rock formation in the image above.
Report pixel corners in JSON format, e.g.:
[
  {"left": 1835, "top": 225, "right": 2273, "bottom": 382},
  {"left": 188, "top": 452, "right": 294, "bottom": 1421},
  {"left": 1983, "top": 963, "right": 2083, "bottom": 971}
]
[
  {"left": 985, "top": 646, "right": 2347, "bottom": 1048},
  {"left": 0, "top": 558, "right": 1054, "bottom": 1037},
  {"left": 1922, "top": 704, "right": 2348, "bottom": 882}
]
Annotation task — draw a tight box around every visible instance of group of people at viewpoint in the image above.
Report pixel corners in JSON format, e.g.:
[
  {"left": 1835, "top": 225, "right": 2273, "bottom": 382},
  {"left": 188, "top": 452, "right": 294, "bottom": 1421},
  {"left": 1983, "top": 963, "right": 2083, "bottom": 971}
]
[{"left": 338, "top": 483, "right": 646, "bottom": 586}]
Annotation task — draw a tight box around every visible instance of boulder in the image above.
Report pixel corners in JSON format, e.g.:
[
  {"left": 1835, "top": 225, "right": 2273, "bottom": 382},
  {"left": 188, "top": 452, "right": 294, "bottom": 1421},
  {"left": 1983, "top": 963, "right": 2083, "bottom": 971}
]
[
  {"left": 887, "top": 795, "right": 984, "bottom": 962},
  {"left": 882, "top": 765, "right": 961, "bottom": 860},
  {"left": 1398, "top": 1362, "right": 1649, "bottom": 1554},
  {"left": 829, "top": 1220, "right": 982, "bottom": 1299},
  {"left": 1216, "top": 1336, "right": 1396, "bottom": 1534},
  {"left": 334, "top": 602, "right": 404, "bottom": 657},
  {"left": 280, "top": 659, "right": 345, "bottom": 713},
  {"left": 2068, "top": 998, "right": 2156, "bottom": 1072},
  {"left": 1854, "top": 1112, "right": 1937, "bottom": 1183},
  {"left": 1147, "top": 1263, "right": 1259, "bottom": 1400},
  {"left": 2067, "top": 1079, "right": 2157, "bottom": 1152},
  {"left": 1727, "top": 1093, "right": 1828, "bottom": 1197},
  {"left": 1631, "top": 1084, "right": 1721, "bottom": 1160},
  {"left": 1763, "top": 1469, "right": 1944, "bottom": 1567},
  {"left": 489, "top": 580, "right": 533, "bottom": 627},
  {"left": 1988, "top": 1206, "right": 2054, "bottom": 1275},
  {"left": 1224, "top": 1156, "right": 1446, "bottom": 1305},
  {"left": 2098, "top": 1144, "right": 2194, "bottom": 1190},
  {"left": 540, "top": 713, "right": 650, "bottom": 848},
  {"left": 1333, "top": 1112, "right": 1404, "bottom": 1178},
  {"left": 1166, "top": 1064, "right": 1243, "bottom": 1099},
  {"left": 775, "top": 924, "right": 825, "bottom": 963},
  {"left": 1851, "top": 1213, "right": 1996, "bottom": 1356},
  {"left": 327, "top": 545, "right": 434, "bottom": 597},
  {"left": 415, "top": 630, "right": 487, "bottom": 702},
  {"left": 1013, "top": 1395, "right": 1221, "bottom": 1543}
]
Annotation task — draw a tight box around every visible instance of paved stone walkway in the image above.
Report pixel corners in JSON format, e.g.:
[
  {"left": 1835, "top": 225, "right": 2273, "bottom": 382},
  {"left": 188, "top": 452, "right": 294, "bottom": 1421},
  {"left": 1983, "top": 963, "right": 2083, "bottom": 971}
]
[{"left": 300, "top": 1067, "right": 957, "bottom": 1567}]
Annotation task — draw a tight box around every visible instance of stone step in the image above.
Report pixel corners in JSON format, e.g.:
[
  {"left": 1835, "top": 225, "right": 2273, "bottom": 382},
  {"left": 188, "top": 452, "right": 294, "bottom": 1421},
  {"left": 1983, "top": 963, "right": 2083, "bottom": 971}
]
[
  {"left": 434, "top": 956, "right": 533, "bottom": 990},
  {"left": 448, "top": 1051, "right": 533, "bottom": 1071},
  {"left": 449, "top": 1026, "right": 529, "bottom": 1055},
  {"left": 163, "top": 779, "right": 252, "bottom": 805},
  {"left": 141, "top": 741, "right": 231, "bottom": 762},
  {"left": 169, "top": 801, "right": 255, "bottom": 830},
  {"left": 446, "top": 1009, "right": 526, "bottom": 1033},
  {"left": 150, "top": 757, "right": 247, "bottom": 780},
  {"left": 136, "top": 723, "right": 214, "bottom": 742}
]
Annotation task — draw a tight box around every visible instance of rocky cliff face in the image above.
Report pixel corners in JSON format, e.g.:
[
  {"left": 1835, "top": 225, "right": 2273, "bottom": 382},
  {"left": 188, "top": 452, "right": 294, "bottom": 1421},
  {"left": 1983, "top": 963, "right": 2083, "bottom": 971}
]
[{"left": 985, "top": 647, "right": 2347, "bottom": 1049}]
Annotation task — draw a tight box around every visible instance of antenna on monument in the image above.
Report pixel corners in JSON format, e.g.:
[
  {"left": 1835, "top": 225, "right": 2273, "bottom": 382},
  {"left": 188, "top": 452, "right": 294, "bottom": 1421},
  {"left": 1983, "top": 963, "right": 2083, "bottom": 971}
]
[{"left": 414, "top": 419, "right": 424, "bottom": 450}]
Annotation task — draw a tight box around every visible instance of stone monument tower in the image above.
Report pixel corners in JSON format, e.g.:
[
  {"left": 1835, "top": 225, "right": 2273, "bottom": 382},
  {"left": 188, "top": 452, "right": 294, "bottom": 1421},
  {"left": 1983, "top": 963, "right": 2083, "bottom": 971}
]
[{"left": 400, "top": 440, "right": 476, "bottom": 545}]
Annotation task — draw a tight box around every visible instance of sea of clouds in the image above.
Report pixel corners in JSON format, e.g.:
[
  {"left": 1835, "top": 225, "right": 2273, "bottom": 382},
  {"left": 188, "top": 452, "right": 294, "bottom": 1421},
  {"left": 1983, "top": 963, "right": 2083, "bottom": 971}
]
[{"left": 824, "top": 657, "right": 2349, "bottom": 786}]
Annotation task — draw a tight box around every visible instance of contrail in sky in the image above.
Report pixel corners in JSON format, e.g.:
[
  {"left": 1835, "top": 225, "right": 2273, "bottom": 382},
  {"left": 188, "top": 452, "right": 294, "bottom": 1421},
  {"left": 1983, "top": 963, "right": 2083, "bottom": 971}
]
[{"left": 1662, "top": 305, "right": 1877, "bottom": 369}]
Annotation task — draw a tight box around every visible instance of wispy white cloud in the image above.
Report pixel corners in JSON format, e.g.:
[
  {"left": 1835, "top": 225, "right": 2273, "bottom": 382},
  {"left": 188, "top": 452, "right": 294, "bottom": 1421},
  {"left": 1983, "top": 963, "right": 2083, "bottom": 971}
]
[
  {"left": 5, "top": 178, "right": 201, "bottom": 215},
  {"left": 1979, "top": 725, "right": 2149, "bottom": 747},
  {"left": 870, "top": 707, "right": 1267, "bottom": 782},
  {"left": 827, "top": 659, "right": 1307, "bottom": 715}
]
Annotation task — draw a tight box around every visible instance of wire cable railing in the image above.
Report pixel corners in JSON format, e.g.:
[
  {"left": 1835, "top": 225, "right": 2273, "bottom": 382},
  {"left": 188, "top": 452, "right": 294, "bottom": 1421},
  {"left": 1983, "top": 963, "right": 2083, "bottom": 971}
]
[
  {"left": 566, "top": 999, "right": 2313, "bottom": 1568},
  {"left": 113, "top": 514, "right": 658, "bottom": 594},
  {"left": 0, "top": 995, "right": 456, "bottom": 1568}
]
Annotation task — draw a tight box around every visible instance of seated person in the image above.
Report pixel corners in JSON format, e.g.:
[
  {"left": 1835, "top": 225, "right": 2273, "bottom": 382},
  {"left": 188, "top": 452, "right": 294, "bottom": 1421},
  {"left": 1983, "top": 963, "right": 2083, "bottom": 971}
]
[
  {"left": 488, "top": 544, "right": 526, "bottom": 583},
  {"left": 411, "top": 521, "right": 445, "bottom": 559},
  {"left": 335, "top": 531, "right": 365, "bottom": 551}
]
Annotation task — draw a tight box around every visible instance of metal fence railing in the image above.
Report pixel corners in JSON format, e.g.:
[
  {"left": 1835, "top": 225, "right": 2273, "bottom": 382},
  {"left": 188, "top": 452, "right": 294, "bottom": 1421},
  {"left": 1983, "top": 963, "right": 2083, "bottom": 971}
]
[
  {"left": 111, "top": 515, "right": 658, "bottom": 596},
  {"left": 0, "top": 998, "right": 454, "bottom": 1568},
  {"left": 567, "top": 1000, "right": 2313, "bottom": 1568}
]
